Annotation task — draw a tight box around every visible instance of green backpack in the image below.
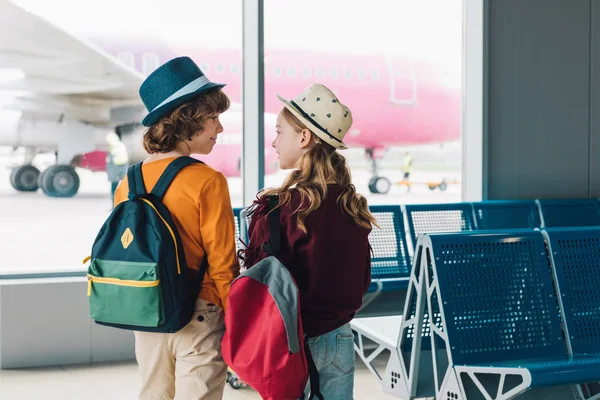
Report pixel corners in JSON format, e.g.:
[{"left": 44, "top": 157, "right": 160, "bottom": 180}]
[{"left": 87, "top": 156, "right": 207, "bottom": 333}]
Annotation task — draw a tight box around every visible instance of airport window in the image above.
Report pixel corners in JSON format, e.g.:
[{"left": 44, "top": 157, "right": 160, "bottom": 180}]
[
  {"left": 117, "top": 52, "right": 135, "bottom": 69},
  {"left": 265, "top": 0, "right": 463, "bottom": 205},
  {"left": 142, "top": 53, "right": 160, "bottom": 76},
  {"left": 0, "top": 0, "right": 246, "bottom": 285}
]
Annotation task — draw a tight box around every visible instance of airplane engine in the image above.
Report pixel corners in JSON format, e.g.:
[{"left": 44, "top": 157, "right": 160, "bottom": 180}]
[{"left": 0, "top": 110, "right": 21, "bottom": 147}]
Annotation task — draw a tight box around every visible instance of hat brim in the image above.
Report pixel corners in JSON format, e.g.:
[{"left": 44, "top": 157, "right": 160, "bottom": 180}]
[
  {"left": 142, "top": 82, "right": 226, "bottom": 127},
  {"left": 276, "top": 94, "right": 348, "bottom": 150}
]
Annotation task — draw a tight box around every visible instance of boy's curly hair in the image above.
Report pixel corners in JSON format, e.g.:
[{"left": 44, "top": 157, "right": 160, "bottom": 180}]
[{"left": 143, "top": 87, "right": 230, "bottom": 154}]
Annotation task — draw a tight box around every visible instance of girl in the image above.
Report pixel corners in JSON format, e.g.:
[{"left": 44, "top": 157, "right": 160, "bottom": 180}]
[
  {"left": 240, "top": 83, "right": 376, "bottom": 400},
  {"left": 114, "top": 57, "right": 240, "bottom": 400}
]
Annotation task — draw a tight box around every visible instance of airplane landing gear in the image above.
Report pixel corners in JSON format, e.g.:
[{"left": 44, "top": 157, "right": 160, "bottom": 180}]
[
  {"left": 39, "top": 165, "right": 80, "bottom": 197},
  {"left": 366, "top": 148, "right": 391, "bottom": 194},
  {"left": 10, "top": 165, "right": 40, "bottom": 192},
  {"left": 368, "top": 176, "right": 391, "bottom": 195}
]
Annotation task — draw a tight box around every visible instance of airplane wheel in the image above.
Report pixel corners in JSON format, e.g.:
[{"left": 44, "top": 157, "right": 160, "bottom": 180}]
[
  {"left": 10, "top": 165, "right": 40, "bottom": 192},
  {"left": 368, "top": 176, "right": 391, "bottom": 194},
  {"left": 428, "top": 185, "right": 436, "bottom": 191},
  {"left": 39, "top": 165, "right": 80, "bottom": 197},
  {"left": 438, "top": 181, "right": 448, "bottom": 191},
  {"left": 229, "top": 378, "right": 243, "bottom": 390}
]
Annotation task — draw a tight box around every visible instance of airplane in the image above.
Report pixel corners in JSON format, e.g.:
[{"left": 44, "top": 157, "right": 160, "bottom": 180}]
[{"left": 0, "top": 0, "right": 460, "bottom": 197}]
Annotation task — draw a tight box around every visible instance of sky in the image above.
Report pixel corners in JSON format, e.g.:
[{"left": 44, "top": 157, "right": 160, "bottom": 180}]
[{"left": 10, "top": 0, "right": 462, "bottom": 68}]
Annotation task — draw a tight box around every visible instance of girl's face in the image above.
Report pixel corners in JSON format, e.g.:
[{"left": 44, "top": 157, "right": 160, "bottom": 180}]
[
  {"left": 273, "top": 110, "right": 312, "bottom": 169},
  {"left": 187, "top": 114, "right": 224, "bottom": 155}
]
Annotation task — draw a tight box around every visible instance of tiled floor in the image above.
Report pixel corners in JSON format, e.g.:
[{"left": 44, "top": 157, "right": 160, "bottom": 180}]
[{"left": 0, "top": 356, "right": 398, "bottom": 399}]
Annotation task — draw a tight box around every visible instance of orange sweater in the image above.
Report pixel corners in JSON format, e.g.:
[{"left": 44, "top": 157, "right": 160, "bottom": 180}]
[{"left": 114, "top": 157, "right": 239, "bottom": 310}]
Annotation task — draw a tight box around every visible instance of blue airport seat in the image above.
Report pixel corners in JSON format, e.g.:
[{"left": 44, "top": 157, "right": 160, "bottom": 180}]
[
  {"left": 546, "top": 227, "right": 600, "bottom": 355},
  {"left": 367, "top": 205, "right": 411, "bottom": 283},
  {"left": 404, "top": 203, "right": 476, "bottom": 243},
  {"left": 384, "top": 229, "right": 600, "bottom": 399},
  {"left": 356, "top": 205, "right": 411, "bottom": 318},
  {"left": 539, "top": 199, "right": 600, "bottom": 228},
  {"left": 427, "top": 231, "right": 561, "bottom": 366},
  {"left": 352, "top": 209, "right": 416, "bottom": 379},
  {"left": 232, "top": 207, "right": 242, "bottom": 252},
  {"left": 472, "top": 200, "right": 541, "bottom": 230}
]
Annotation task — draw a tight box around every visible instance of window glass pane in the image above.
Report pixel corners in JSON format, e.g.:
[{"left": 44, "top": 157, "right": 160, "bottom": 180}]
[
  {"left": 1, "top": 0, "right": 243, "bottom": 274},
  {"left": 264, "top": 0, "right": 463, "bottom": 206}
]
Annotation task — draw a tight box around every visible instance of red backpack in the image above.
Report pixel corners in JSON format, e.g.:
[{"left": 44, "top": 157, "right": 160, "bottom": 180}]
[{"left": 221, "top": 196, "right": 323, "bottom": 400}]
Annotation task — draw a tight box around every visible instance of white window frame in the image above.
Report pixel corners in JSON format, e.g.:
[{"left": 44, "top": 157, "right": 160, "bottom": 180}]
[{"left": 462, "top": 0, "right": 485, "bottom": 201}]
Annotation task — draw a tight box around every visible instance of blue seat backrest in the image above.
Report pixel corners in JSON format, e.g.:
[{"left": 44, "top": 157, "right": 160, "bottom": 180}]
[
  {"left": 232, "top": 207, "right": 242, "bottom": 252},
  {"left": 546, "top": 227, "right": 600, "bottom": 354},
  {"left": 368, "top": 205, "right": 411, "bottom": 279},
  {"left": 473, "top": 200, "right": 541, "bottom": 230},
  {"left": 539, "top": 199, "right": 600, "bottom": 227},
  {"left": 428, "top": 230, "right": 565, "bottom": 365},
  {"left": 405, "top": 203, "right": 476, "bottom": 243}
]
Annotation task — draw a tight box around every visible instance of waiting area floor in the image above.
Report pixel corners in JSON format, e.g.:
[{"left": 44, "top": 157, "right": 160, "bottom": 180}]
[{"left": 0, "top": 355, "right": 398, "bottom": 399}]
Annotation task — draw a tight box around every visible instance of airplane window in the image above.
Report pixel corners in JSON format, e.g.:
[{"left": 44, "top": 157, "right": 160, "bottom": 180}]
[
  {"left": 216, "top": 64, "right": 225, "bottom": 74},
  {"left": 274, "top": 66, "right": 282, "bottom": 77},
  {"left": 117, "top": 52, "right": 135, "bottom": 69},
  {"left": 231, "top": 63, "right": 240, "bottom": 75},
  {"left": 302, "top": 67, "right": 312, "bottom": 78},
  {"left": 287, "top": 66, "right": 297, "bottom": 77},
  {"left": 343, "top": 68, "right": 353, "bottom": 80},
  {"left": 329, "top": 68, "right": 339, "bottom": 79},
  {"left": 371, "top": 69, "right": 381, "bottom": 81},
  {"left": 316, "top": 67, "right": 325, "bottom": 78},
  {"left": 200, "top": 62, "right": 210, "bottom": 73},
  {"left": 357, "top": 68, "right": 366, "bottom": 80},
  {"left": 142, "top": 53, "right": 160, "bottom": 76}
]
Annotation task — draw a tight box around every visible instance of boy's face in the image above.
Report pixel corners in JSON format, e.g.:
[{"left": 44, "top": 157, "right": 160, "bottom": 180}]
[{"left": 188, "top": 114, "right": 224, "bottom": 155}]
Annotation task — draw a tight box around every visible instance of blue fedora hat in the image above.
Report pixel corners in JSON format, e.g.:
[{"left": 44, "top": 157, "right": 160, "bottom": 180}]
[{"left": 140, "top": 56, "right": 226, "bottom": 126}]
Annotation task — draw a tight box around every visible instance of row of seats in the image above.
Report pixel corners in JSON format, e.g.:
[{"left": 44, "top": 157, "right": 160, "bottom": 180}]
[
  {"left": 233, "top": 199, "right": 600, "bottom": 315},
  {"left": 409, "top": 198, "right": 600, "bottom": 238},
  {"left": 384, "top": 227, "right": 600, "bottom": 400},
  {"left": 367, "top": 198, "right": 600, "bottom": 300},
  {"left": 348, "top": 198, "right": 600, "bottom": 383}
]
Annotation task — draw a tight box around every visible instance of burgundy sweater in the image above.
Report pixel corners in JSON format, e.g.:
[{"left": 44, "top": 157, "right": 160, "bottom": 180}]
[{"left": 240, "top": 185, "right": 372, "bottom": 337}]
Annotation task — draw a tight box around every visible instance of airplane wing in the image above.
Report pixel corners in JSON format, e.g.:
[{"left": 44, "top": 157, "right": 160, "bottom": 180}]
[{"left": 0, "top": 0, "right": 145, "bottom": 124}]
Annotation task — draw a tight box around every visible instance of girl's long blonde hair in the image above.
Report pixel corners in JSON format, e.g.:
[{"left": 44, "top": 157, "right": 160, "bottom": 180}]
[{"left": 260, "top": 107, "right": 378, "bottom": 232}]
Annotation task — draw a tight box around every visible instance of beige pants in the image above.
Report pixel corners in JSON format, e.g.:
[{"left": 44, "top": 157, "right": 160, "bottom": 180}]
[{"left": 134, "top": 299, "right": 227, "bottom": 400}]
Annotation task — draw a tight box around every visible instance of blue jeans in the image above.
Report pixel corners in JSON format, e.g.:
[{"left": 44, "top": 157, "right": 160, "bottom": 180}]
[{"left": 303, "top": 323, "right": 355, "bottom": 400}]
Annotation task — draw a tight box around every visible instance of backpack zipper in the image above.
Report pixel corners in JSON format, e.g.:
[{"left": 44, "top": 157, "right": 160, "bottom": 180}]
[
  {"left": 139, "top": 198, "right": 182, "bottom": 275},
  {"left": 87, "top": 274, "right": 160, "bottom": 296}
]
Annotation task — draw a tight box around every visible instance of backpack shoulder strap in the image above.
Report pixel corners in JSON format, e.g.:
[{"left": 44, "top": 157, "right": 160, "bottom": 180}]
[
  {"left": 127, "top": 162, "right": 146, "bottom": 199},
  {"left": 151, "top": 156, "right": 203, "bottom": 201},
  {"left": 262, "top": 195, "right": 281, "bottom": 256}
]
